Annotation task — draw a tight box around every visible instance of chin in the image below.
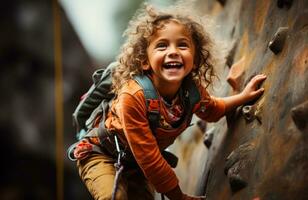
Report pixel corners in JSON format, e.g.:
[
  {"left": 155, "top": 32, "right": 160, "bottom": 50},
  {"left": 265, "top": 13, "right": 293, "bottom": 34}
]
[{"left": 164, "top": 77, "right": 184, "bottom": 84}]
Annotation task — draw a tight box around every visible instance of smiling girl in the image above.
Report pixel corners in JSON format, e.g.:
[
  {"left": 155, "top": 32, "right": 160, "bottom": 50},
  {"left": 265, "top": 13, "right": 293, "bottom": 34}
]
[{"left": 74, "top": 5, "right": 266, "bottom": 200}]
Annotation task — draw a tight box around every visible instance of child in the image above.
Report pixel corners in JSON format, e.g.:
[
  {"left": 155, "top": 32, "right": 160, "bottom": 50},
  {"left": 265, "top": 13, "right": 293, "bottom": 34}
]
[{"left": 73, "top": 5, "right": 266, "bottom": 200}]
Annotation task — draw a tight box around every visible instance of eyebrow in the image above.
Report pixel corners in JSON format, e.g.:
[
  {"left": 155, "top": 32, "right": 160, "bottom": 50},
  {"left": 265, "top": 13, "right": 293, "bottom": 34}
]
[
  {"left": 177, "top": 38, "right": 190, "bottom": 42},
  {"left": 153, "top": 37, "right": 191, "bottom": 43}
]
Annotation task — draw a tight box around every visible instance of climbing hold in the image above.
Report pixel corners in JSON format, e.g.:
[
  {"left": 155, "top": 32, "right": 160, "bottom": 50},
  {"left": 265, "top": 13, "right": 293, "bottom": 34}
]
[
  {"left": 268, "top": 27, "right": 289, "bottom": 54},
  {"left": 227, "top": 56, "right": 246, "bottom": 92},
  {"left": 216, "top": 0, "right": 227, "bottom": 6},
  {"left": 224, "top": 143, "right": 254, "bottom": 192},
  {"left": 227, "top": 169, "right": 248, "bottom": 192},
  {"left": 291, "top": 100, "right": 308, "bottom": 131},
  {"left": 197, "top": 120, "right": 207, "bottom": 133},
  {"left": 277, "top": 0, "right": 293, "bottom": 9},
  {"left": 242, "top": 105, "right": 256, "bottom": 122},
  {"left": 224, "top": 143, "right": 254, "bottom": 174},
  {"left": 204, "top": 127, "right": 215, "bottom": 148}
]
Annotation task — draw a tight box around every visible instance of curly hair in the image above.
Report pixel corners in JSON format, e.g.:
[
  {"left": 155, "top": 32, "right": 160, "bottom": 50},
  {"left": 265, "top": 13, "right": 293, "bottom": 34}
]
[{"left": 112, "top": 4, "right": 217, "bottom": 93}]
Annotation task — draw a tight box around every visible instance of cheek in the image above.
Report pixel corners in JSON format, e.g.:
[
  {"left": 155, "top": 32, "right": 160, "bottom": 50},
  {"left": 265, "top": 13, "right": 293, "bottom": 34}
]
[
  {"left": 150, "top": 53, "right": 164, "bottom": 64},
  {"left": 186, "top": 52, "right": 195, "bottom": 65},
  {"left": 192, "top": 53, "right": 198, "bottom": 65}
]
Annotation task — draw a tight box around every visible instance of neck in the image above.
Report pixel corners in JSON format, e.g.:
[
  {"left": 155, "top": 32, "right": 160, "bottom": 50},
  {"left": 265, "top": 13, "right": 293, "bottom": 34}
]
[{"left": 154, "top": 80, "right": 181, "bottom": 101}]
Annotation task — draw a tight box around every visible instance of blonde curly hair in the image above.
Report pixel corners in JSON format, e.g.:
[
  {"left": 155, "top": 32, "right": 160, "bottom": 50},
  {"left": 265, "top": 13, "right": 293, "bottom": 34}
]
[{"left": 112, "top": 4, "right": 217, "bottom": 93}]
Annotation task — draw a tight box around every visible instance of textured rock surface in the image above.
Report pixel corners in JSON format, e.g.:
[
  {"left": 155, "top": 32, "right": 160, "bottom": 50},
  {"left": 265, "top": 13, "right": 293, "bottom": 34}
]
[{"left": 174, "top": 0, "right": 308, "bottom": 199}]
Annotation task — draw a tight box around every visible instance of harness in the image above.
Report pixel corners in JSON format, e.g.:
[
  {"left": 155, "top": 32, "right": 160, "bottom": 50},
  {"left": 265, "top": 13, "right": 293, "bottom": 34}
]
[{"left": 68, "top": 68, "right": 201, "bottom": 199}]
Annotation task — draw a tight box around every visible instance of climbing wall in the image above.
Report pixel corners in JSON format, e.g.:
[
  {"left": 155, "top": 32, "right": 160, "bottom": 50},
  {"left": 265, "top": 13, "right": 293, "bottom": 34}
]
[{"left": 173, "top": 0, "right": 308, "bottom": 199}]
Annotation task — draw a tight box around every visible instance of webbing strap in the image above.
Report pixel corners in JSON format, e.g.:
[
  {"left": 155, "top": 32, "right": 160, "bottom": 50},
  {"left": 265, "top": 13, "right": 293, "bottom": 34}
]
[
  {"left": 111, "top": 164, "right": 124, "bottom": 200},
  {"left": 134, "top": 75, "right": 160, "bottom": 133},
  {"left": 183, "top": 77, "right": 201, "bottom": 113},
  {"left": 134, "top": 75, "right": 159, "bottom": 103}
]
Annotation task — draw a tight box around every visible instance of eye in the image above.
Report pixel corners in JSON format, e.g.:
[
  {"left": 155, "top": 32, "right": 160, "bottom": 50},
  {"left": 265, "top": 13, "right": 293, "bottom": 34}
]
[
  {"left": 155, "top": 42, "right": 167, "bottom": 50},
  {"left": 178, "top": 41, "right": 189, "bottom": 49}
]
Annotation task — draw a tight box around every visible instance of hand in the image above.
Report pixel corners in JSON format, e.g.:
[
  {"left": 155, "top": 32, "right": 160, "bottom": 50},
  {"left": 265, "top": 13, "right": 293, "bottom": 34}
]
[
  {"left": 241, "top": 74, "right": 267, "bottom": 102},
  {"left": 73, "top": 139, "right": 93, "bottom": 160},
  {"left": 182, "top": 194, "right": 206, "bottom": 200},
  {"left": 223, "top": 74, "right": 267, "bottom": 112}
]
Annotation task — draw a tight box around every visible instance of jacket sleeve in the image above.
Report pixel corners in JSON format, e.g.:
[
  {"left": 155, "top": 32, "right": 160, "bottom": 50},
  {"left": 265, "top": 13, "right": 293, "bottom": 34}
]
[
  {"left": 194, "top": 86, "right": 226, "bottom": 122},
  {"left": 116, "top": 90, "right": 179, "bottom": 193}
]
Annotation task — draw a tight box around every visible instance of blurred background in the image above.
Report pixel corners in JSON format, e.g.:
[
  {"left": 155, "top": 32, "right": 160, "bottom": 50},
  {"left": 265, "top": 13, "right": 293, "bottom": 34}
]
[{"left": 0, "top": 0, "right": 177, "bottom": 199}]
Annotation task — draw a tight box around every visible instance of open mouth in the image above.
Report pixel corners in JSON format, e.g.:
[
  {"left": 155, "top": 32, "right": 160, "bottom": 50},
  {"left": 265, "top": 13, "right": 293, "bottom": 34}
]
[{"left": 162, "top": 62, "right": 183, "bottom": 69}]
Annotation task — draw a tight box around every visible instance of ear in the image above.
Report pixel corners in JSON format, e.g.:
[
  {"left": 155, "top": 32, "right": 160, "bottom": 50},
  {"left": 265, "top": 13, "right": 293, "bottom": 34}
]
[{"left": 142, "top": 60, "right": 151, "bottom": 70}]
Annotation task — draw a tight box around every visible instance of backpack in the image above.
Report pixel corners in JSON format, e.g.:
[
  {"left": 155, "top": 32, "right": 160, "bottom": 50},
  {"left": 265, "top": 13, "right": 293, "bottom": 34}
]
[
  {"left": 68, "top": 62, "right": 201, "bottom": 165},
  {"left": 72, "top": 62, "right": 117, "bottom": 140}
]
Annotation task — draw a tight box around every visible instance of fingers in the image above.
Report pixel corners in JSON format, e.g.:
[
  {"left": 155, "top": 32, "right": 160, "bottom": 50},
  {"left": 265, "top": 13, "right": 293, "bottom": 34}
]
[
  {"left": 246, "top": 74, "right": 266, "bottom": 93},
  {"left": 242, "top": 74, "right": 266, "bottom": 102},
  {"left": 252, "top": 74, "right": 267, "bottom": 83},
  {"left": 252, "top": 87, "right": 265, "bottom": 97}
]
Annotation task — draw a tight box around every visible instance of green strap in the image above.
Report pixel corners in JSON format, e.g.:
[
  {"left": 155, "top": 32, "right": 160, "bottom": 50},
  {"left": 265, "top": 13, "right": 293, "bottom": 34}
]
[
  {"left": 134, "top": 75, "right": 159, "bottom": 103},
  {"left": 184, "top": 77, "right": 201, "bottom": 112},
  {"left": 134, "top": 75, "right": 160, "bottom": 133}
]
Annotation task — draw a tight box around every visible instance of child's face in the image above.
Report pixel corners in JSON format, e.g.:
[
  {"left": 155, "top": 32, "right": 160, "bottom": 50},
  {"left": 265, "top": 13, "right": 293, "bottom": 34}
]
[{"left": 145, "top": 21, "right": 195, "bottom": 86}]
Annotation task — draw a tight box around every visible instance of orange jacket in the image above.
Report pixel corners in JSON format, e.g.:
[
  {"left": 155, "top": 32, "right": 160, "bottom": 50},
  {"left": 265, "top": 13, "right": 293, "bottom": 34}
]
[{"left": 104, "top": 79, "right": 225, "bottom": 193}]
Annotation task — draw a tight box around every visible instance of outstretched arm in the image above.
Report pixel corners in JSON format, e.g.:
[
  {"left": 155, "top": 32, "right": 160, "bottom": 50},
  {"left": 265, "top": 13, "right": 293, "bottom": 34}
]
[{"left": 223, "top": 74, "right": 267, "bottom": 112}]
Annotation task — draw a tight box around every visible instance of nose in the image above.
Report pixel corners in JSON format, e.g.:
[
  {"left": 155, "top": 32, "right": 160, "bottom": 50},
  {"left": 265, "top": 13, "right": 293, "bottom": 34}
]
[{"left": 167, "top": 45, "right": 179, "bottom": 58}]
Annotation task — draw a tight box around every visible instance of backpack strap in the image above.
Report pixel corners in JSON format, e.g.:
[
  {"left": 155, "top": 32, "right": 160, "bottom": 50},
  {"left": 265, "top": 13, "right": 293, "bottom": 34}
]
[
  {"left": 169, "top": 77, "right": 201, "bottom": 128},
  {"left": 183, "top": 77, "right": 201, "bottom": 113},
  {"left": 133, "top": 75, "right": 160, "bottom": 134},
  {"left": 134, "top": 75, "right": 201, "bottom": 133}
]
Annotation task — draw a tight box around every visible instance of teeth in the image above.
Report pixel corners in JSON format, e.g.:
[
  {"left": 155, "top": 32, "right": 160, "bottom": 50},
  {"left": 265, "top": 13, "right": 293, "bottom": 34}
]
[{"left": 163, "top": 62, "right": 183, "bottom": 69}]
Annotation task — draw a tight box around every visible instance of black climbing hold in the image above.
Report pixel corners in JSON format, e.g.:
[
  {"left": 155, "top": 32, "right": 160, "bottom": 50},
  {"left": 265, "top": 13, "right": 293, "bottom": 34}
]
[
  {"left": 291, "top": 100, "right": 308, "bottom": 131},
  {"left": 216, "top": 0, "right": 227, "bottom": 6},
  {"left": 204, "top": 127, "right": 215, "bottom": 148},
  {"left": 224, "top": 143, "right": 254, "bottom": 192},
  {"left": 228, "top": 171, "right": 248, "bottom": 192},
  {"left": 277, "top": 0, "right": 293, "bottom": 9},
  {"left": 268, "top": 27, "right": 288, "bottom": 54}
]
